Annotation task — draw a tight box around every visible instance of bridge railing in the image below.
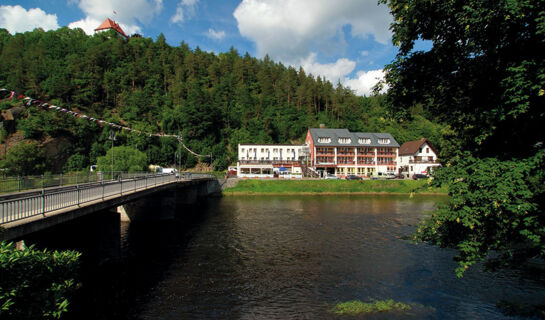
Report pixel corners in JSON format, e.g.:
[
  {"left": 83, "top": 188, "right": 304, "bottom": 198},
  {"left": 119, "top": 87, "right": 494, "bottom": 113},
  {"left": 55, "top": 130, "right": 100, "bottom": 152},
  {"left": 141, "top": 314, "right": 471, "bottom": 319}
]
[
  {"left": 0, "top": 171, "right": 155, "bottom": 194},
  {"left": 0, "top": 173, "right": 179, "bottom": 225}
]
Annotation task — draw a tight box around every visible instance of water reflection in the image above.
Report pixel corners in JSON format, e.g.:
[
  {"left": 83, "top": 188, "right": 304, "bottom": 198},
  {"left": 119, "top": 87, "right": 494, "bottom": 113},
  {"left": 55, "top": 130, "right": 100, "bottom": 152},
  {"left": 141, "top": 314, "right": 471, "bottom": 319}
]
[
  {"left": 24, "top": 196, "right": 545, "bottom": 319},
  {"left": 138, "top": 196, "right": 544, "bottom": 319}
]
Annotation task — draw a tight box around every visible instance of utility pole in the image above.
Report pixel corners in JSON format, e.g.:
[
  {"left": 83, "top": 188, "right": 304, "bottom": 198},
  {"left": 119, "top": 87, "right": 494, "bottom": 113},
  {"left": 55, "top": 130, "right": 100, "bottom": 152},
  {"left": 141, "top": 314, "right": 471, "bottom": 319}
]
[
  {"left": 177, "top": 132, "right": 182, "bottom": 176},
  {"left": 108, "top": 132, "right": 117, "bottom": 180}
]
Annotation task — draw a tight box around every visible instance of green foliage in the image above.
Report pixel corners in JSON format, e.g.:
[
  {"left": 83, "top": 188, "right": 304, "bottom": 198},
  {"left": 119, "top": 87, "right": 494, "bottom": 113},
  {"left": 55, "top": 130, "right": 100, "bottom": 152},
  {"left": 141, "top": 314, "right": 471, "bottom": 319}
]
[
  {"left": 96, "top": 145, "right": 147, "bottom": 172},
  {"left": 0, "top": 142, "right": 47, "bottom": 175},
  {"left": 331, "top": 299, "right": 412, "bottom": 315},
  {"left": 381, "top": 0, "right": 545, "bottom": 159},
  {"left": 0, "top": 242, "right": 81, "bottom": 319},
  {"left": 417, "top": 150, "right": 545, "bottom": 276},
  {"left": 382, "top": 0, "right": 545, "bottom": 275},
  {"left": 63, "top": 153, "right": 88, "bottom": 172}
]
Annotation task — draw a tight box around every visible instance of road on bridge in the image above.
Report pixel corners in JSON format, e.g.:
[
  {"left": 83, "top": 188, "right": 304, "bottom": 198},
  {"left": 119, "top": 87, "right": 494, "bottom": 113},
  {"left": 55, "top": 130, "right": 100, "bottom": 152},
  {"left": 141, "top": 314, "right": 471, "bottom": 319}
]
[{"left": 0, "top": 173, "right": 180, "bottom": 225}]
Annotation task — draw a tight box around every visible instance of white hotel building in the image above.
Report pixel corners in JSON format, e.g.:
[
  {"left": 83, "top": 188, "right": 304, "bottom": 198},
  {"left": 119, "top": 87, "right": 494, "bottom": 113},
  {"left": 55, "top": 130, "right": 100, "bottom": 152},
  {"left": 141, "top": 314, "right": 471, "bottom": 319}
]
[{"left": 236, "top": 144, "right": 307, "bottom": 178}]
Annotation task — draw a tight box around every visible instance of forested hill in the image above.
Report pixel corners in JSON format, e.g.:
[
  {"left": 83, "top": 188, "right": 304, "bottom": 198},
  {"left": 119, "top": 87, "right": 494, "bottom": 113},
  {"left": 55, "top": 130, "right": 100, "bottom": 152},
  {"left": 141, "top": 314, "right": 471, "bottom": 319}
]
[{"left": 0, "top": 27, "right": 445, "bottom": 173}]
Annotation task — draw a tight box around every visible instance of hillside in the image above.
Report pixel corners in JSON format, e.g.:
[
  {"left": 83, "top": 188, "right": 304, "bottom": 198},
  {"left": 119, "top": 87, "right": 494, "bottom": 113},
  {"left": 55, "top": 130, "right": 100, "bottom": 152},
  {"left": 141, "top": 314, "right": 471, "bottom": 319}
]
[{"left": 0, "top": 27, "right": 446, "bottom": 174}]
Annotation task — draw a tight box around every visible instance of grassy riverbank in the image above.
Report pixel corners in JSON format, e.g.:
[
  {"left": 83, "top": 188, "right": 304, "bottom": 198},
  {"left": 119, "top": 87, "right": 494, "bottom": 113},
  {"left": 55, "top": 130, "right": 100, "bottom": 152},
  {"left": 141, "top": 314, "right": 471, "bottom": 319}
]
[{"left": 223, "top": 179, "right": 448, "bottom": 195}]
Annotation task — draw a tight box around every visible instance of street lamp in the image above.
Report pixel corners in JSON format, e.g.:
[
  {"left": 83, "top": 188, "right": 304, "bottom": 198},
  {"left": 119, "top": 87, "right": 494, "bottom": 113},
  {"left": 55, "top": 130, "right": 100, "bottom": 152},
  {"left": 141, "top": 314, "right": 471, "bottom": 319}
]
[{"left": 108, "top": 132, "right": 117, "bottom": 180}]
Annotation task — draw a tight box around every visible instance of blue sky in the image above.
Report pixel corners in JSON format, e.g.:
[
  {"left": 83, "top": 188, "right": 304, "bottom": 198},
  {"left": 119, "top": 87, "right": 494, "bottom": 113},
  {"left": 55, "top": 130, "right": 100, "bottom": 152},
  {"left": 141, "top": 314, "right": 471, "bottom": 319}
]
[{"left": 0, "top": 0, "right": 402, "bottom": 95}]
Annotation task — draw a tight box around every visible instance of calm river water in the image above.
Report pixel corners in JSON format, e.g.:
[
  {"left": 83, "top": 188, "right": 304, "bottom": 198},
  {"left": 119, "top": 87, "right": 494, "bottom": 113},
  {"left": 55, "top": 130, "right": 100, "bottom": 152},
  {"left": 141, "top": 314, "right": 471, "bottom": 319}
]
[{"left": 30, "top": 195, "right": 545, "bottom": 319}]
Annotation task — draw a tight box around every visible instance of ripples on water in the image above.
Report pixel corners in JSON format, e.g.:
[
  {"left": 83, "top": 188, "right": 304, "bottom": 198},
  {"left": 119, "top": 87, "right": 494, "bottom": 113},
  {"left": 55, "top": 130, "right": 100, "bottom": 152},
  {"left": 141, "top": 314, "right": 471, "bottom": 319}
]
[
  {"left": 134, "top": 196, "right": 545, "bottom": 320},
  {"left": 27, "top": 195, "right": 545, "bottom": 319}
]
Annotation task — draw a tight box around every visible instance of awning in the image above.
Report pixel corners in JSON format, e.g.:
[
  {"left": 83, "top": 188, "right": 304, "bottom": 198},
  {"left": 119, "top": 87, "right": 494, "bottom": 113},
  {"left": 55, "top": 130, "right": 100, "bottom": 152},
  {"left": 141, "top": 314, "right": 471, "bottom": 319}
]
[{"left": 279, "top": 167, "right": 287, "bottom": 172}]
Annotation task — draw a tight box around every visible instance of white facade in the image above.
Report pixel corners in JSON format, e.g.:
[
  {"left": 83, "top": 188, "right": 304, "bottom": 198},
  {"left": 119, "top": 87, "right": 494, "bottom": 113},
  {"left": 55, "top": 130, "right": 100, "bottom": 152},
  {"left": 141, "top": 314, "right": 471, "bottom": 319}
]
[
  {"left": 399, "top": 141, "right": 441, "bottom": 177},
  {"left": 237, "top": 144, "right": 306, "bottom": 178}
]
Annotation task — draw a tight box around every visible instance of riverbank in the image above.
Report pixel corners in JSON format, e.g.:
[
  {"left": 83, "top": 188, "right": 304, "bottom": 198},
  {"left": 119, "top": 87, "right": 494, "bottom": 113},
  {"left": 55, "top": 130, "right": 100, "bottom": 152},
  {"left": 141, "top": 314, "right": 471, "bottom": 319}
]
[{"left": 222, "top": 179, "right": 448, "bottom": 195}]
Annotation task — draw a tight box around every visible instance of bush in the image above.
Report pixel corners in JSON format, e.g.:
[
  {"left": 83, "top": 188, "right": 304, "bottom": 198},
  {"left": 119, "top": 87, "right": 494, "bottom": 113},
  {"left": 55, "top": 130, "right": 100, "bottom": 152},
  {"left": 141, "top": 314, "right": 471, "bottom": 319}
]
[
  {"left": 0, "top": 142, "right": 47, "bottom": 175},
  {"left": 96, "top": 145, "right": 147, "bottom": 173},
  {"left": 0, "top": 242, "right": 81, "bottom": 319}
]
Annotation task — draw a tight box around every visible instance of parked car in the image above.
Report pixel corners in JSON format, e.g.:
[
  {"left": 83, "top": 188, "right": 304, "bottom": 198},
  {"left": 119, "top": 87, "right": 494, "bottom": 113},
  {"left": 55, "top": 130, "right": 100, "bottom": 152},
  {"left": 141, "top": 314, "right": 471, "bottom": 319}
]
[
  {"left": 345, "top": 175, "right": 362, "bottom": 180},
  {"left": 324, "top": 174, "right": 338, "bottom": 180},
  {"left": 385, "top": 173, "right": 396, "bottom": 179},
  {"left": 413, "top": 173, "right": 428, "bottom": 179}
]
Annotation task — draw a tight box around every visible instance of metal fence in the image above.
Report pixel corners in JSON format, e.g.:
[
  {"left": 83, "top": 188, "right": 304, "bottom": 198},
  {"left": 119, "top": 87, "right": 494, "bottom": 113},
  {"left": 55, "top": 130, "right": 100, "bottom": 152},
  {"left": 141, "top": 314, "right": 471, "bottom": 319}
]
[
  {"left": 0, "top": 172, "right": 214, "bottom": 225},
  {"left": 0, "top": 172, "right": 157, "bottom": 194}
]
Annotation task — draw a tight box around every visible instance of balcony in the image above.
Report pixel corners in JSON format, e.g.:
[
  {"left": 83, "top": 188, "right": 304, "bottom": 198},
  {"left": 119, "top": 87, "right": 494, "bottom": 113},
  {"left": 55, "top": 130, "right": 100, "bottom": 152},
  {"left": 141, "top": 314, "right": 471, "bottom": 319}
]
[
  {"left": 337, "top": 153, "right": 355, "bottom": 157},
  {"left": 239, "top": 160, "right": 302, "bottom": 165},
  {"left": 357, "top": 161, "right": 374, "bottom": 165},
  {"left": 377, "top": 152, "right": 396, "bottom": 156},
  {"left": 409, "top": 159, "right": 440, "bottom": 164},
  {"left": 357, "top": 154, "right": 375, "bottom": 158},
  {"left": 377, "top": 161, "right": 397, "bottom": 165}
]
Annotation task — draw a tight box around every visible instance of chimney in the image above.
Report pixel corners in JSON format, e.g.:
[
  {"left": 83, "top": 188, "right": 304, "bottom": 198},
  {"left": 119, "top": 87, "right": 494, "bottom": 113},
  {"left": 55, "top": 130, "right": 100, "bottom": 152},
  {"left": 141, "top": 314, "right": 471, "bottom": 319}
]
[{"left": 319, "top": 123, "right": 326, "bottom": 129}]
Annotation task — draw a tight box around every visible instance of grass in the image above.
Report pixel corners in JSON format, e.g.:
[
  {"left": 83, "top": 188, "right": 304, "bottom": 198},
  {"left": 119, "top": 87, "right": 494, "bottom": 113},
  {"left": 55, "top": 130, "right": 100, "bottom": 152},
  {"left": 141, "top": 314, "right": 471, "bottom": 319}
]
[
  {"left": 331, "top": 299, "right": 413, "bottom": 315},
  {"left": 223, "top": 179, "right": 448, "bottom": 195}
]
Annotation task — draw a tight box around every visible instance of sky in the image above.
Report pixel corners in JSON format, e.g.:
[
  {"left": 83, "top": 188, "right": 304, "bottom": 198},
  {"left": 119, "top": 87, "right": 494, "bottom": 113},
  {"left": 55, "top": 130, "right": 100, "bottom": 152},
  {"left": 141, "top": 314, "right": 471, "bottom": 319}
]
[{"left": 0, "top": 0, "right": 401, "bottom": 96}]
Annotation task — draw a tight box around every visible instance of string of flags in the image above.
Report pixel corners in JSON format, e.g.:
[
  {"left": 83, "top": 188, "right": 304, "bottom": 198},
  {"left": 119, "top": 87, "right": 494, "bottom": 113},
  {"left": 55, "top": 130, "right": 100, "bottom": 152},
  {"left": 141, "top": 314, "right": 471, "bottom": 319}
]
[{"left": 0, "top": 88, "right": 212, "bottom": 158}]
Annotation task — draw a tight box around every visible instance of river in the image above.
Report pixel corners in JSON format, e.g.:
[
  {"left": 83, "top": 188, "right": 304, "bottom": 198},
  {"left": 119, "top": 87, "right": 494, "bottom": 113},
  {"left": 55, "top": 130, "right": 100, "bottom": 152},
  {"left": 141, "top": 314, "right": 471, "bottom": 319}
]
[{"left": 27, "top": 195, "right": 545, "bottom": 319}]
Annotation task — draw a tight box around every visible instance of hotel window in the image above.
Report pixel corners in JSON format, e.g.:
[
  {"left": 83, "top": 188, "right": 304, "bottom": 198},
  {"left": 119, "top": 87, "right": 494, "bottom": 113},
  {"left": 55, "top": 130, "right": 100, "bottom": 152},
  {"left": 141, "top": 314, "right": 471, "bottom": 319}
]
[
  {"left": 378, "top": 138, "right": 390, "bottom": 144},
  {"left": 426, "top": 148, "right": 429, "bottom": 153},
  {"left": 318, "top": 137, "right": 331, "bottom": 143},
  {"left": 358, "top": 138, "right": 371, "bottom": 144},
  {"left": 338, "top": 137, "right": 351, "bottom": 144},
  {"left": 261, "top": 148, "right": 264, "bottom": 152}
]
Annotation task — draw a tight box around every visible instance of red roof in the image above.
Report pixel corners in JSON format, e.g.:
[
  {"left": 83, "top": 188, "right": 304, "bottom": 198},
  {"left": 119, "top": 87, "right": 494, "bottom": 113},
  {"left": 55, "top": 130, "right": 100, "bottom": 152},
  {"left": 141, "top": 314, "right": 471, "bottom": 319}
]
[
  {"left": 399, "top": 138, "right": 437, "bottom": 156},
  {"left": 94, "top": 18, "right": 128, "bottom": 38}
]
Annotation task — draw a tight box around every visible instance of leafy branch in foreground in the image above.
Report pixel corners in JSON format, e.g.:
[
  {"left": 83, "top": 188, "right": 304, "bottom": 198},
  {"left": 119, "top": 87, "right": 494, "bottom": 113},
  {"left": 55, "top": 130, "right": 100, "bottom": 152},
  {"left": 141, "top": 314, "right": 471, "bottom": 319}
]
[
  {"left": 416, "top": 151, "right": 545, "bottom": 276},
  {"left": 0, "top": 242, "right": 81, "bottom": 319}
]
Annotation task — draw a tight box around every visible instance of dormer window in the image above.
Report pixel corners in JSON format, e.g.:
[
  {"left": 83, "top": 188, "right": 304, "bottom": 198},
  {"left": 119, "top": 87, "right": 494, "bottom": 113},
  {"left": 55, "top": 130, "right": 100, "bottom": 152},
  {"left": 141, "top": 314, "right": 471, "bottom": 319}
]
[
  {"left": 378, "top": 138, "right": 391, "bottom": 144},
  {"left": 318, "top": 137, "right": 331, "bottom": 143},
  {"left": 358, "top": 138, "right": 371, "bottom": 145},
  {"left": 338, "top": 137, "right": 351, "bottom": 144}
]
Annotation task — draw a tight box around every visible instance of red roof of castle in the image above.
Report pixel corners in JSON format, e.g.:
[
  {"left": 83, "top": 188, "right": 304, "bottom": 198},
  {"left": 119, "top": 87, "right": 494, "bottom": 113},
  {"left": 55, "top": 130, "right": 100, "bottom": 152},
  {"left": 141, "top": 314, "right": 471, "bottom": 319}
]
[{"left": 94, "top": 18, "right": 128, "bottom": 38}]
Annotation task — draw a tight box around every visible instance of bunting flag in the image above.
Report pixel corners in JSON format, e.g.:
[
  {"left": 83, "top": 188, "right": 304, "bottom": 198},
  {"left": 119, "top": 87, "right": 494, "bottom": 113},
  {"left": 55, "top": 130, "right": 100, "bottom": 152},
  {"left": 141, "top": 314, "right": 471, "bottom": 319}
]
[{"left": 0, "top": 88, "right": 212, "bottom": 158}]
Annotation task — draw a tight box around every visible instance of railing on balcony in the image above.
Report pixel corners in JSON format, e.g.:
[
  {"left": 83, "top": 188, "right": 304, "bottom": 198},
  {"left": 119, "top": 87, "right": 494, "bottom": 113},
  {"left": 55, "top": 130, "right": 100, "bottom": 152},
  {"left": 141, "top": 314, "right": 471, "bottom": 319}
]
[
  {"left": 377, "top": 152, "right": 396, "bottom": 156},
  {"left": 239, "top": 160, "right": 302, "bottom": 165},
  {"left": 409, "top": 159, "right": 440, "bottom": 164},
  {"left": 377, "top": 161, "right": 397, "bottom": 165},
  {"left": 316, "top": 152, "right": 335, "bottom": 156}
]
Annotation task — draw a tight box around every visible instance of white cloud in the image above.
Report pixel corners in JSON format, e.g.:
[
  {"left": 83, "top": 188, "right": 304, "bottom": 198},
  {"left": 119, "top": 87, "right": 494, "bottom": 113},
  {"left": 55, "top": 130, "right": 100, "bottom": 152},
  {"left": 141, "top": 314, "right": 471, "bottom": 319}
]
[
  {"left": 300, "top": 53, "right": 355, "bottom": 83},
  {"left": 0, "top": 5, "right": 59, "bottom": 34},
  {"left": 233, "top": 0, "right": 391, "bottom": 62},
  {"left": 171, "top": 0, "right": 199, "bottom": 24},
  {"left": 343, "top": 69, "right": 387, "bottom": 96},
  {"left": 69, "top": 0, "right": 162, "bottom": 35},
  {"left": 207, "top": 28, "right": 225, "bottom": 40}
]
